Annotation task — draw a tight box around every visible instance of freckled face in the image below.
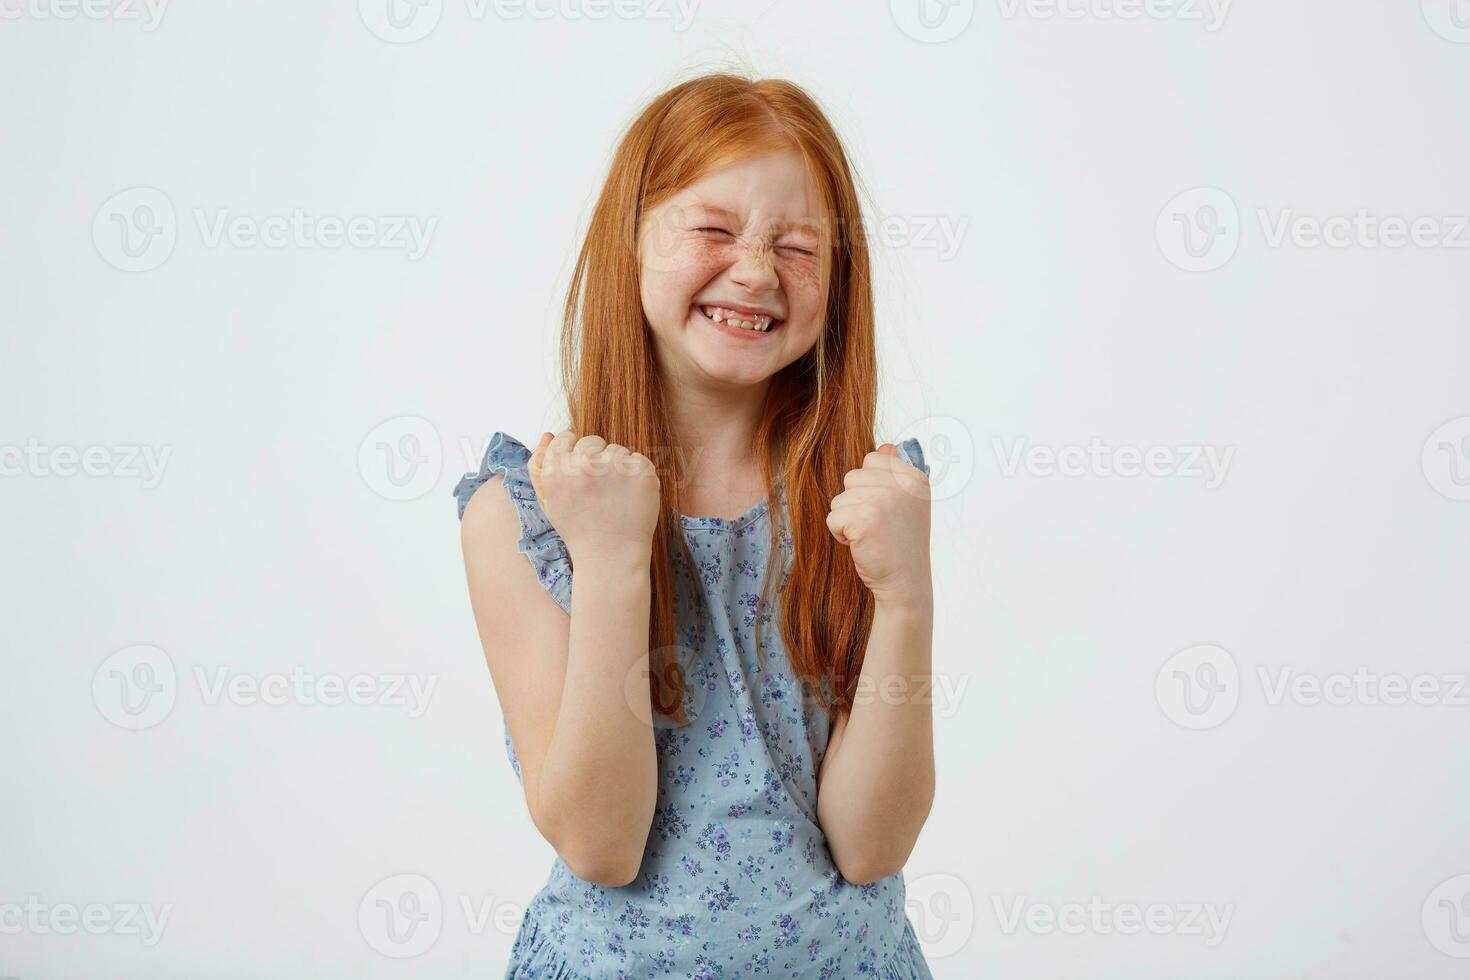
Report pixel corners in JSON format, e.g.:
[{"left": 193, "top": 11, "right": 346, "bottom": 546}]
[{"left": 637, "top": 150, "right": 827, "bottom": 389}]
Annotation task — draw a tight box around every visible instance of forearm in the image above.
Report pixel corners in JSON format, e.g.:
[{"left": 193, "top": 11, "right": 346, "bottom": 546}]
[
  {"left": 536, "top": 550, "right": 658, "bottom": 877},
  {"left": 818, "top": 594, "right": 936, "bottom": 882}
]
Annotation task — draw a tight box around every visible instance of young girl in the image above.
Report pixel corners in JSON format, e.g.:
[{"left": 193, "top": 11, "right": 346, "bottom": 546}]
[{"left": 455, "top": 72, "right": 937, "bottom": 979}]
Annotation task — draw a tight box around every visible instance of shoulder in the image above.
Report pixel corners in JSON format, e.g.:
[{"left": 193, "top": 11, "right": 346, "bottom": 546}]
[
  {"left": 454, "top": 431, "right": 535, "bottom": 521},
  {"left": 458, "top": 432, "right": 528, "bottom": 554},
  {"left": 454, "top": 430, "right": 573, "bottom": 615}
]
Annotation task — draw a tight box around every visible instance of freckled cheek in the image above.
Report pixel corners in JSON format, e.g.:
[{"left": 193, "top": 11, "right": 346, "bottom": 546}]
[
  {"left": 678, "top": 241, "right": 733, "bottom": 284},
  {"left": 776, "top": 258, "right": 824, "bottom": 322},
  {"left": 778, "top": 256, "right": 822, "bottom": 294}
]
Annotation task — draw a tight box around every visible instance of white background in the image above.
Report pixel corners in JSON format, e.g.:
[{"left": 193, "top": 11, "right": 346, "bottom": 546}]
[{"left": 3, "top": 1, "right": 1469, "bottom": 977}]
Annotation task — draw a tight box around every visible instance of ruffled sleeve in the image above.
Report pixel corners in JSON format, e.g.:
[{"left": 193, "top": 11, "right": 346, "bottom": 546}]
[
  {"left": 894, "top": 436, "right": 930, "bottom": 478},
  {"left": 453, "top": 431, "right": 573, "bottom": 616}
]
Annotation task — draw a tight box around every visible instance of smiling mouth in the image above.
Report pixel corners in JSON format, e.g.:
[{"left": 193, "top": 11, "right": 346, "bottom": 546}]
[{"left": 695, "top": 304, "right": 783, "bottom": 333}]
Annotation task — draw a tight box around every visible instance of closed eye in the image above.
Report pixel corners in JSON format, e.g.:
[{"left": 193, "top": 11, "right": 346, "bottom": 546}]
[{"left": 697, "top": 226, "right": 814, "bottom": 256}]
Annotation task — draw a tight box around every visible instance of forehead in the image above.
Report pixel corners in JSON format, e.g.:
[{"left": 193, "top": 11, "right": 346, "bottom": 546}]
[{"left": 667, "top": 150, "right": 823, "bottom": 234}]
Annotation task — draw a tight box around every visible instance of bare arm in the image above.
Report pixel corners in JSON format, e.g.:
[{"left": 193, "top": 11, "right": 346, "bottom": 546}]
[
  {"left": 460, "top": 472, "right": 657, "bottom": 887},
  {"left": 816, "top": 593, "right": 936, "bottom": 885},
  {"left": 816, "top": 443, "right": 937, "bottom": 885}
]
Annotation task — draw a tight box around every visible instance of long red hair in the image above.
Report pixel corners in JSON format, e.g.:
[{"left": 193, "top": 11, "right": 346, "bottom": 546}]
[{"left": 559, "top": 71, "right": 880, "bottom": 726}]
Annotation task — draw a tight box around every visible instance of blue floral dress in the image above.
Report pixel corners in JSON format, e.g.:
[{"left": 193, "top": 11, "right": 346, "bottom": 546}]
[{"left": 454, "top": 432, "right": 935, "bottom": 980}]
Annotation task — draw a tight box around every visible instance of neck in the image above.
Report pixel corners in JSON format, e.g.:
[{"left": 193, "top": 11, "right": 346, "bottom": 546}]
[{"left": 662, "top": 374, "right": 769, "bottom": 499}]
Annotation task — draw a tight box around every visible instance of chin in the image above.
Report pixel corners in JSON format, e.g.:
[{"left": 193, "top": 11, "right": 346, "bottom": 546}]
[{"left": 690, "top": 352, "right": 777, "bottom": 388}]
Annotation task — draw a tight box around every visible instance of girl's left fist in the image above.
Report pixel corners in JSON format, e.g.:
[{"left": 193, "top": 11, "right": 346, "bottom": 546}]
[{"left": 826, "top": 443, "right": 933, "bottom": 606}]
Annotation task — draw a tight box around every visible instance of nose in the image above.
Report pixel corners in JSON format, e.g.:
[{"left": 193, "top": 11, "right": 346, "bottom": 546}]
[{"left": 728, "top": 236, "right": 780, "bottom": 293}]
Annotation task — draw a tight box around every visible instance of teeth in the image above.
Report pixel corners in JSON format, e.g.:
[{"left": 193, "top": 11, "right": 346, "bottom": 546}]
[{"left": 700, "top": 305, "right": 775, "bottom": 331}]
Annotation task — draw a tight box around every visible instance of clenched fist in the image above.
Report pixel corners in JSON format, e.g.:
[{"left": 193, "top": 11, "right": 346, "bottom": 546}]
[
  {"left": 528, "top": 429, "right": 663, "bottom": 565},
  {"left": 826, "top": 443, "right": 933, "bottom": 606}
]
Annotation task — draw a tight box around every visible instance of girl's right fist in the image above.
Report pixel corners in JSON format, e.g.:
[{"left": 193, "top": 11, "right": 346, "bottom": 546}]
[{"left": 527, "top": 429, "right": 662, "bottom": 565}]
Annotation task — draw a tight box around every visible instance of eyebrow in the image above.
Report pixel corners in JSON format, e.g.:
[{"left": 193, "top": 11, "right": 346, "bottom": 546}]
[{"left": 687, "top": 205, "right": 821, "bottom": 238}]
